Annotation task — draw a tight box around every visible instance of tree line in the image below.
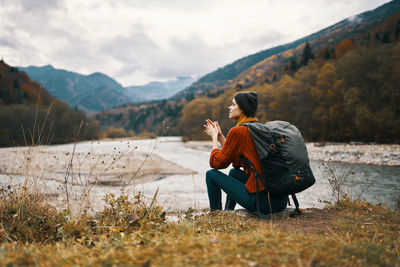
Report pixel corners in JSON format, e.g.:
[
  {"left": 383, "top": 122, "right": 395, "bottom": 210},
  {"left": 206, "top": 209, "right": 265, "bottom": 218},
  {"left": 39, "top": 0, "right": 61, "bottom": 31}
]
[{"left": 179, "top": 42, "right": 400, "bottom": 143}]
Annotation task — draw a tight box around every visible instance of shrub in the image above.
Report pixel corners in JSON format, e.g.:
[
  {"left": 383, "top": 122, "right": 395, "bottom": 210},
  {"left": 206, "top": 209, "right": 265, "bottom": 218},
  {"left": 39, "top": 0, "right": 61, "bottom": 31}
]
[
  {"left": 0, "top": 185, "right": 165, "bottom": 243},
  {"left": 100, "top": 127, "right": 130, "bottom": 139},
  {"left": 96, "top": 190, "right": 165, "bottom": 234},
  {"left": 0, "top": 186, "right": 64, "bottom": 242}
]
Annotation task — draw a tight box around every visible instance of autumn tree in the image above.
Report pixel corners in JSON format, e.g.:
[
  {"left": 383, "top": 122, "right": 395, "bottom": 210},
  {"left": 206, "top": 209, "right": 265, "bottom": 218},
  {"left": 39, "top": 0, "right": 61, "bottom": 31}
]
[
  {"left": 179, "top": 97, "right": 214, "bottom": 140},
  {"left": 336, "top": 39, "right": 355, "bottom": 58}
]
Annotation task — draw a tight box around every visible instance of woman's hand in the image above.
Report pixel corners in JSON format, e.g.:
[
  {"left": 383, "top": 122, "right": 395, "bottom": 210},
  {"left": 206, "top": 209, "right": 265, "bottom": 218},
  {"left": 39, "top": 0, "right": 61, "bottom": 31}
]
[
  {"left": 204, "top": 119, "right": 226, "bottom": 148},
  {"left": 206, "top": 119, "right": 226, "bottom": 146},
  {"left": 204, "top": 120, "right": 219, "bottom": 138}
]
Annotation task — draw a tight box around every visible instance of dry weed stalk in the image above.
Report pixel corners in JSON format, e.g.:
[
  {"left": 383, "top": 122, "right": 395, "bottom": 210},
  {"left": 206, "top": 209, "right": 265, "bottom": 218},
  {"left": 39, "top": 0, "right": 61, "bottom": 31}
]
[
  {"left": 17, "top": 85, "right": 54, "bottom": 206},
  {"left": 0, "top": 83, "right": 168, "bottom": 243},
  {"left": 59, "top": 137, "right": 159, "bottom": 216},
  {"left": 320, "top": 160, "right": 373, "bottom": 205},
  {"left": 14, "top": 85, "right": 160, "bottom": 217},
  {"left": 320, "top": 161, "right": 353, "bottom": 203}
]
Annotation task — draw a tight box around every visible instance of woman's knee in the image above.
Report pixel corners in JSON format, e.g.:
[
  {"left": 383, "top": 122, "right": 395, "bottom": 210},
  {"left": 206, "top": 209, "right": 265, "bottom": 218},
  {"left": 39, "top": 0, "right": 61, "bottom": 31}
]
[
  {"left": 229, "top": 168, "right": 242, "bottom": 176},
  {"left": 206, "top": 169, "right": 219, "bottom": 183},
  {"left": 229, "top": 168, "right": 247, "bottom": 183}
]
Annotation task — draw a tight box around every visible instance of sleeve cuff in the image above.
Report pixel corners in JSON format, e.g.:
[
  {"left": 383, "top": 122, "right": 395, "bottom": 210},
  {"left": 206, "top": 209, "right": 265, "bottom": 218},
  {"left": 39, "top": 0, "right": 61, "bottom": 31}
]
[{"left": 211, "top": 148, "right": 220, "bottom": 153}]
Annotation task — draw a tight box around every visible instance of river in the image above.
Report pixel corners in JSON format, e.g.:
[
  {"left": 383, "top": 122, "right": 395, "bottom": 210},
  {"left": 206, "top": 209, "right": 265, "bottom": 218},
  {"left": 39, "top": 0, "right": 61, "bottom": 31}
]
[
  {"left": 133, "top": 137, "right": 400, "bottom": 211},
  {"left": 0, "top": 137, "right": 399, "bottom": 212}
]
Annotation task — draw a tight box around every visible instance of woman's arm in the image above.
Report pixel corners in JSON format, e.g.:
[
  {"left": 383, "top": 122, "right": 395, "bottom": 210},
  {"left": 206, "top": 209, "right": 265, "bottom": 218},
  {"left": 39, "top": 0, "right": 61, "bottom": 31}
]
[
  {"left": 209, "top": 127, "right": 244, "bottom": 169},
  {"left": 217, "top": 122, "right": 226, "bottom": 146}
]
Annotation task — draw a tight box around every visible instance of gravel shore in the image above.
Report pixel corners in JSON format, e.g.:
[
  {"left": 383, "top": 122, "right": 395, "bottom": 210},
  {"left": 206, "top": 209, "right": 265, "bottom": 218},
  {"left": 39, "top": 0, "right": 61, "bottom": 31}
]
[
  {"left": 306, "top": 142, "right": 400, "bottom": 166},
  {"left": 184, "top": 141, "right": 400, "bottom": 166}
]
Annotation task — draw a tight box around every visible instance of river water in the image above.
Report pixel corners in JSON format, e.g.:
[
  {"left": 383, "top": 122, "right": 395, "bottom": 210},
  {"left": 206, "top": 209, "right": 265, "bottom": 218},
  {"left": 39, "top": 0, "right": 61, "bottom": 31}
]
[
  {"left": 1, "top": 137, "right": 398, "bottom": 212},
  {"left": 133, "top": 137, "right": 400, "bottom": 211},
  {"left": 310, "top": 161, "right": 399, "bottom": 209}
]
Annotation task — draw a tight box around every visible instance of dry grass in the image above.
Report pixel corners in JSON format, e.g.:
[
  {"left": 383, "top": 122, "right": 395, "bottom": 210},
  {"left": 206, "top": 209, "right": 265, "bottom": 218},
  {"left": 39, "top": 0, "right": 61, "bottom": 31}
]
[
  {"left": 0, "top": 192, "right": 398, "bottom": 266},
  {"left": 0, "top": 186, "right": 63, "bottom": 242}
]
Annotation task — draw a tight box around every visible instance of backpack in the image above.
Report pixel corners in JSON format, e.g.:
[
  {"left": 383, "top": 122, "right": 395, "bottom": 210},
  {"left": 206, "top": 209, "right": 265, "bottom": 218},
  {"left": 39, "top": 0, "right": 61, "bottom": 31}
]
[{"left": 241, "top": 120, "right": 316, "bottom": 218}]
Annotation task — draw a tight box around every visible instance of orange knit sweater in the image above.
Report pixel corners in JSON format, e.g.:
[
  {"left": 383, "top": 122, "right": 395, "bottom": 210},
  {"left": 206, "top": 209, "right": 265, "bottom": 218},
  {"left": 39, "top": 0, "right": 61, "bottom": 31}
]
[{"left": 209, "top": 122, "right": 265, "bottom": 193}]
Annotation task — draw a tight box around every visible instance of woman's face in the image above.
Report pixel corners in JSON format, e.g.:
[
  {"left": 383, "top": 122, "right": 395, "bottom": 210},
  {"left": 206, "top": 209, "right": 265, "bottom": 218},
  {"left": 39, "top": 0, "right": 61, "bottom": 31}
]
[{"left": 229, "top": 98, "right": 243, "bottom": 120}]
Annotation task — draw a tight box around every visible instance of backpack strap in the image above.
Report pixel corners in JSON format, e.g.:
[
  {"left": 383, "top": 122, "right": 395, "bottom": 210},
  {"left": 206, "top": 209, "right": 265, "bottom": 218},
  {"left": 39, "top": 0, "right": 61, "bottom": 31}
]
[
  {"left": 292, "top": 194, "right": 299, "bottom": 210},
  {"left": 240, "top": 155, "right": 271, "bottom": 220},
  {"left": 240, "top": 155, "right": 305, "bottom": 219},
  {"left": 289, "top": 194, "right": 304, "bottom": 218}
]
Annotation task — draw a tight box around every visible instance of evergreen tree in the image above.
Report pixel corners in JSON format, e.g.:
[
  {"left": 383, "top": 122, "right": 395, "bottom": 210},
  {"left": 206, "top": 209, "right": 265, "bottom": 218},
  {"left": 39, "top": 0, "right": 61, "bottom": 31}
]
[
  {"left": 300, "top": 43, "right": 315, "bottom": 66},
  {"left": 290, "top": 59, "right": 298, "bottom": 71},
  {"left": 382, "top": 32, "right": 391, "bottom": 43},
  {"left": 324, "top": 48, "right": 331, "bottom": 60}
]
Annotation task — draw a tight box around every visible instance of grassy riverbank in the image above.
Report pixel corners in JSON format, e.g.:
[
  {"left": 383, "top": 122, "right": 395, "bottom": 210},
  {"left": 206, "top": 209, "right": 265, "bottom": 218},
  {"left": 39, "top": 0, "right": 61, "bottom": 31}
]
[
  {"left": 1, "top": 190, "right": 399, "bottom": 266},
  {"left": 1, "top": 139, "right": 399, "bottom": 266}
]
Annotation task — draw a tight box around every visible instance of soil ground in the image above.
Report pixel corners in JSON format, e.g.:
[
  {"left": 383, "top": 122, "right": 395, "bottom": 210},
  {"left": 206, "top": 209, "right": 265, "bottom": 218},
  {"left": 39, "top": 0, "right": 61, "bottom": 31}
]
[{"left": 272, "top": 208, "right": 339, "bottom": 234}]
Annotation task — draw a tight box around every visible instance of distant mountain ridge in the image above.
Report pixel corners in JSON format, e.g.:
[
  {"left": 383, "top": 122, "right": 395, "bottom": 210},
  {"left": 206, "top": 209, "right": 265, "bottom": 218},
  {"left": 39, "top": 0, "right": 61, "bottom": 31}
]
[
  {"left": 17, "top": 65, "right": 137, "bottom": 113},
  {"left": 125, "top": 76, "right": 196, "bottom": 101},
  {"left": 17, "top": 65, "right": 196, "bottom": 113}
]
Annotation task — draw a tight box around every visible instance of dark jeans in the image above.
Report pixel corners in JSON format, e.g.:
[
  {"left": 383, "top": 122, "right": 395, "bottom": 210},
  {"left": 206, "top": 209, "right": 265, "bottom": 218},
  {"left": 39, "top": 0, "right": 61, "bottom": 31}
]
[{"left": 205, "top": 168, "right": 288, "bottom": 214}]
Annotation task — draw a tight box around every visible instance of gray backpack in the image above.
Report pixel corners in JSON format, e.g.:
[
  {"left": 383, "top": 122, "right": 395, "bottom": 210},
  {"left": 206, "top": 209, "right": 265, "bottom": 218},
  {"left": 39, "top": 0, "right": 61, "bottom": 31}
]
[{"left": 242, "top": 121, "right": 315, "bottom": 217}]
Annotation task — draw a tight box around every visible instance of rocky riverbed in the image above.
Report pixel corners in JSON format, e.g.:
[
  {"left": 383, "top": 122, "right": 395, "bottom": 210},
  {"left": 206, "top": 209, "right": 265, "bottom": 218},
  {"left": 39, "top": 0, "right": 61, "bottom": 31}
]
[
  {"left": 307, "top": 142, "right": 400, "bottom": 166},
  {"left": 184, "top": 141, "right": 400, "bottom": 166}
]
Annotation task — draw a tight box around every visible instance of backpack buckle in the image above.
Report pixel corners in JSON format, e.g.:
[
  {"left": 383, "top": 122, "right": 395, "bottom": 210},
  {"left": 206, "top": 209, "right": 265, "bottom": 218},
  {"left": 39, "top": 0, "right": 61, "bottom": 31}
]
[{"left": 294, "top": 171, "right": 305, "bottom": 182}]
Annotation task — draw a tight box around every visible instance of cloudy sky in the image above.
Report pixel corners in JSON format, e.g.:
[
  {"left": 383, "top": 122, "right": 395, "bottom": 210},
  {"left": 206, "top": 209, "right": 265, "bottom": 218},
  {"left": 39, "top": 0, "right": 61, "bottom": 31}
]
[{"left": 0, "top": 0, "right": 392, "bottom": 86}]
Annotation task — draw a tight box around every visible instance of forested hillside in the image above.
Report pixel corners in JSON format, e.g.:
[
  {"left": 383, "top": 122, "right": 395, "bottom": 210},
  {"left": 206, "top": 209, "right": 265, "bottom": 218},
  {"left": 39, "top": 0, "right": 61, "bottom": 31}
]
[
  {"left": 180, "top": 42, "right": 400, "bottom": 142},
  {"left": 0, "top": 60, "right": 99, "bottom": 147},
  {"left": 95, "top": 1, "right": 400, "bottom": 143},
  {"left": 174, "top": 0, "right": 400, "bottom": 99}
]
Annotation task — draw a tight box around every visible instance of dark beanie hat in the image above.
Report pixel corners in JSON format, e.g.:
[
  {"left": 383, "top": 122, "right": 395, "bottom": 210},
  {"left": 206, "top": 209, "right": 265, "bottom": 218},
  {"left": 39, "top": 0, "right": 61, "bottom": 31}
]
[{"left": 234, "top": 91, "right": 258, "bottom": 117}]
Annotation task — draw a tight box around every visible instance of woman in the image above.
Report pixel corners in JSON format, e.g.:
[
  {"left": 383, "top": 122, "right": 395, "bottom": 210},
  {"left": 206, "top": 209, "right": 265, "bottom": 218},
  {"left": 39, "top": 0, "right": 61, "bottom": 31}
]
[{"left": 203, "top": 91, "right": 288, "bottom": 215}]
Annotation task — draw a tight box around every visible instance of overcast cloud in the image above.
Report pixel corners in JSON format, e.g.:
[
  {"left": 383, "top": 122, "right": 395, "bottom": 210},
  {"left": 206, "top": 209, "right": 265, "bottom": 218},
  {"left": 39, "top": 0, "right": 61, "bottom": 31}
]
[{"left": 0, "top": 0, "right": 392, "bottom": 86}]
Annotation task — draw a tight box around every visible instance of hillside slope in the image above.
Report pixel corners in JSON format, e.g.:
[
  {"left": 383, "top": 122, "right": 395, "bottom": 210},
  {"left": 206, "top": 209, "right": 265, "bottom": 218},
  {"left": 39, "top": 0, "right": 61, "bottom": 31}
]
[
  {"left": 174, "top": 0, "right": 400, "bottom": 99},
  {"left": 1, "top": 61, "right": 98, "bottom": 146},
  {"left": 0, "top": 60, "right": 54, "bottom": 106}
]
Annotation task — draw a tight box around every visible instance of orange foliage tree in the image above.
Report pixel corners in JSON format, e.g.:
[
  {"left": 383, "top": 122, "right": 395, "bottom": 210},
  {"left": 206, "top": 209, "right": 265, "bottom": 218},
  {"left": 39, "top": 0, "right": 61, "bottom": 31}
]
[{"left": 336, "top": 39, "right": 355, "bottom": 58}]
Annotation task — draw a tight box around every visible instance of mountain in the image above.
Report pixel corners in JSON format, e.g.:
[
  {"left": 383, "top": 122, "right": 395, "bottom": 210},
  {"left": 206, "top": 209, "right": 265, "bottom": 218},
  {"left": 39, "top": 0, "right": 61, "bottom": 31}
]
[
  {"left": 173, "top": 0, "right": 400, "bottom": 100},
  {"left": 94, "top": 0, "right": 400, "bottom": 137},
  {"left": 0, "top": 60, "right": 99, "bottom": 146},
  {"left": 17, "top": 66, "right": 197, "bottom": 113},
  {"left": 17, "top": 65, "right": 138, "bottom": 113},
  {"left": 125, "top": 76, "right": 196, "bottom": 101},
  {"left": 0, "top": 60, "right": 54, "bottom": 106}
]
